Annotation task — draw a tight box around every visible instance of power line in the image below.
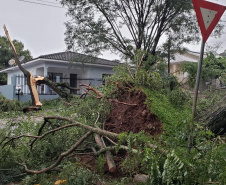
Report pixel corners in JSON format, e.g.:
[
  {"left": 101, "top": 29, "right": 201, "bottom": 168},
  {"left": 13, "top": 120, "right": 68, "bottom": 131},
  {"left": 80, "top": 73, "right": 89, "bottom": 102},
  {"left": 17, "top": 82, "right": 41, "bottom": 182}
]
[
  {"left": 18, "top": 0, "right": 66, "bottom": 9},
  {"left": 32, "top": 0, "right": 60, "bottom": 5}
]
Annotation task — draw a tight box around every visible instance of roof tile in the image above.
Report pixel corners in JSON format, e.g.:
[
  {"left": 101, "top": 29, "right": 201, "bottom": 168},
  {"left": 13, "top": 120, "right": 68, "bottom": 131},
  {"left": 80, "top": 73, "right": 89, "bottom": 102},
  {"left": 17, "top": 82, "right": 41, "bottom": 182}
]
[{"left": 39, "top": 51, "right": 119, "bottom": 66}]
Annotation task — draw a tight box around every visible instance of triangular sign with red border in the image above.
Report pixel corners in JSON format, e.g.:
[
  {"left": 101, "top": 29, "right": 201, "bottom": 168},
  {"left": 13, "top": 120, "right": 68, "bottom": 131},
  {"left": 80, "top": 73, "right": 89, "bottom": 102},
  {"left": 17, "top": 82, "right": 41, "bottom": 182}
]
[{"left": 192, "top": 0, "right": 226, "bottom": 43}]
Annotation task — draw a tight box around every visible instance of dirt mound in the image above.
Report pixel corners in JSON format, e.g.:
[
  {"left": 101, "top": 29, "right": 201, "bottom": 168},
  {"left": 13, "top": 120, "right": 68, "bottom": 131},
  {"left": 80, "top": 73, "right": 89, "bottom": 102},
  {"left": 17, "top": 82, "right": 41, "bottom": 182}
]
[{"left": 105, "top": 90, "right": 162, "bottom": 135}]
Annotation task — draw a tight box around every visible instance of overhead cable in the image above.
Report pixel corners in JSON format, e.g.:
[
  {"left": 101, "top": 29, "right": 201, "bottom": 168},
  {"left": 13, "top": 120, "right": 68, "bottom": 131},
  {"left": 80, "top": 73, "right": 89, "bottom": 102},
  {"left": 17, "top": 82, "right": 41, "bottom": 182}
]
[{"left": 18, "top": 0, "right": 65, "bottom": 9}]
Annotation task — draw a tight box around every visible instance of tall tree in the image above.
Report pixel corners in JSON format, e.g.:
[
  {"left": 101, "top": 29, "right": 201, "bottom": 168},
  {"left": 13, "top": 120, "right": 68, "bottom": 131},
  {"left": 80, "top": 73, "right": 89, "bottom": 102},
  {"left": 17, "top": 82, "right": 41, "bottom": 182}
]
[
  {"left": 160, "top": 31, "right": 188, "bottom": 74},
  {"left": 0, "top": 36, "right": 32, "bottom": 69},
  {"left": 60, "top": 0, "right": 200, "bottom": 61}
]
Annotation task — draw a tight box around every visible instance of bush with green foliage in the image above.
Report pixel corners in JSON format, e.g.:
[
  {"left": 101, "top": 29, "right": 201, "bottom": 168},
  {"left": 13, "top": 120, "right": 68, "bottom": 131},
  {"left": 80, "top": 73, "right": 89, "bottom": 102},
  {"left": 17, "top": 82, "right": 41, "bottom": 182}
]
[
  {"left": 182, "top": 52, "right": 226, "bottom": 88},
  {"left": 0, "top": 94, "right": 22, "bottom": 112}
]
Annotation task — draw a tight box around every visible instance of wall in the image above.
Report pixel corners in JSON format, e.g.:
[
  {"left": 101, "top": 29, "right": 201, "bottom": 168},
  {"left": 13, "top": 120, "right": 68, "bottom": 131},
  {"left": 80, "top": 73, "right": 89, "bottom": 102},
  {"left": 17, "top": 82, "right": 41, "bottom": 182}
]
[
  {"left": 0, "top": 84, "right": 15, "bottom": 100},
  {"left": 86, "top": 65, "right": 113, "bottom": 78},
  {"left": 0, "top": 84, "right": 59, "bottom": 102},
  {"left": 7, "top": 63, "right": 46, "bottom": 85}
]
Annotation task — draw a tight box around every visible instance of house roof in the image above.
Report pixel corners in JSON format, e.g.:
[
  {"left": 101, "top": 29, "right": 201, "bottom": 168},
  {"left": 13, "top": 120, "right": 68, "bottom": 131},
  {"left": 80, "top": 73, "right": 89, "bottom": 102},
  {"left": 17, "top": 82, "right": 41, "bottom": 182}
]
[
  {"left": 171, "top": 53, "right": 198, "bottom": 63},
  {"left": 38, "top": 51, "right": 120, "bottom": 66},
  {"left": 170, "top": 50, "right": 202, "bottom": 64},
  {"left": 0, "top": 51, "right": 120, "bottom": 73}
]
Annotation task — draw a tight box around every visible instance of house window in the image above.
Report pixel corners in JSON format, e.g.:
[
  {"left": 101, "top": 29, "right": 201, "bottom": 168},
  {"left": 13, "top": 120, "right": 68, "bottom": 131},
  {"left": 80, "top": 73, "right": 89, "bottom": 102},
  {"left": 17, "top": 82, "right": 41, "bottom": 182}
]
[
  {"left": 102, "top": 74, "right": 112, "bottom": 85},
  {"left": 48, "top": 73, "right": 63, "bottom": 82}
]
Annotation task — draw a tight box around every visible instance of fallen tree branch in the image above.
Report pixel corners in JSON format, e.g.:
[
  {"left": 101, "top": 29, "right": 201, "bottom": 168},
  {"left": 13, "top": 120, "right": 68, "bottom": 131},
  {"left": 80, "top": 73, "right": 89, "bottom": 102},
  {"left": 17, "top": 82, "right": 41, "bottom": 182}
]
[
  {"left": 18, "top": 131, "right": 93, "bottom": 174},
  {"left": 44, "top": 116, "right": 118, "bottom": 139},
  {"left": 93, "top": 113, "right": 117, "bottom": 173},
  {"left": 104, "top": 136, "right": 139, "bottom": 154},
  {"left": 109, "top": 99, "right": 137, "bottom": 106},
  {"left": 36, "top": 78, "right": 71, "bottom": 100},
  {"left": 109, "top": 81, "right": 127, "bottom": 92},
  {"left": 2, "top": 124, "right": 84, "bottom": 148},
  {"left": 125, "top": 81, "right": 134, "bottom": 89},
  {"left": 2, "top": 135, "right": 40, "bottom": 149},
  {"left": 95, "top": 134, "right": 116, "bottom": 173},
  {"left": 79, "top": 84, "right": 103, "bottom": 99},
  {"left": 3, "top": 115, "right": 168, "bottom": 175},
  {"left": 1, "top": 117, "right": 118, "bottom": 149},
  {"left": 29, "top": 119, "right": 52, "bottom": 151},
  {"left": 147, "top": 143, "right": 168, "bottom": 156},
  {"left": 96, "top": 145, "right": 139, "bottom": 155},
  {"left": 67, "top": 152, "right": 96, "bottom": 158}
]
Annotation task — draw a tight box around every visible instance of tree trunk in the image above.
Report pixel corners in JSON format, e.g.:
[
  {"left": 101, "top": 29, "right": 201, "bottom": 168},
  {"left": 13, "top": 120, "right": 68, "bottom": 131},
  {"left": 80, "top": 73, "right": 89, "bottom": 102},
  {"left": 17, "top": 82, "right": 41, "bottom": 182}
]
[
  {"left": 4, "top": 25, "right": 36, "bottom": 105},
  {"left": 94, "top": 134, "right": 117, "bottom": 173},
  {"left": 37, "top": 78, "right": 71, "bottom": 100}
]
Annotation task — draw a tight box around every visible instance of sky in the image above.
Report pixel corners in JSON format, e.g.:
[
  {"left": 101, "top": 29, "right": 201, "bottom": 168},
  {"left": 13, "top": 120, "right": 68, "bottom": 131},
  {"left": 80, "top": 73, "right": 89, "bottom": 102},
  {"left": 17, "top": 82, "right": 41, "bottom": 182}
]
[
  {"left": 0, "top": 0, "right": 68, "bottom": 58},
  {"left": 1, "top": 0, "right": 226, "bottom": 61}
]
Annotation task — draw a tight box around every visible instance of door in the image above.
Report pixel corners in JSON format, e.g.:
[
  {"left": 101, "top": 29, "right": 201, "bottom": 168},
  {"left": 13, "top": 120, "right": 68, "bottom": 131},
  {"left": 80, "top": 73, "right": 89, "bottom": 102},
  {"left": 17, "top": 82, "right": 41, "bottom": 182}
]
[{"left": 70, "top": 74, "right": 77, "bottom": 94}]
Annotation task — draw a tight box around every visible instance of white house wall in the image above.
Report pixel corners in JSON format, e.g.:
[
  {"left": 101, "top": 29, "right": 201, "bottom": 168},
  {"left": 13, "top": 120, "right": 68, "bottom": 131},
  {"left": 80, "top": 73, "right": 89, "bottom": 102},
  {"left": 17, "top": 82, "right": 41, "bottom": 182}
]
[
  {"left": 3, "top": 58, "right": 116, "bottom": 97},
  {"left": 86, "top": 65, "right": 114, "bottom": 78}
]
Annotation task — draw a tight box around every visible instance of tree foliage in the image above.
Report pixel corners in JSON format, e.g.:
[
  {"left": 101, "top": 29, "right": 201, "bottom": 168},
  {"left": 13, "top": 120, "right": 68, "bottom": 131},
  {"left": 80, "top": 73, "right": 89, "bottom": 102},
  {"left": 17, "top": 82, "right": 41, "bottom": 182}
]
[
  {"left": 0, "top": 36, "right": 32, "bottom": 85},
  {"left": 159, "top": 34, "right": 187, "bottom": 74},
  {"left": 0, "top": 36, "right": 32, "bottom": 69},
  {"left": 60, "top": 0, "right": 200, "bottom": 60},
  {"left": 182, "top": 52, "right": 226, "bottom": 88}
]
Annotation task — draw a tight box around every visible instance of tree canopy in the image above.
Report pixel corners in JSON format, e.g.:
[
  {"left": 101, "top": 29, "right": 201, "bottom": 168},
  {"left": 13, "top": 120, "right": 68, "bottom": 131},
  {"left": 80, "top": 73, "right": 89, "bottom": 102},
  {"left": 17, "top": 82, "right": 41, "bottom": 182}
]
[
  {"left": 60, "top": 0, "right": 200, "bottom": 60},
  {"left": 0, "top": 36, "right": 32, "bottom": 69},
  {"left": 182, "top": 52, "right": 226, "bottom": 88}
]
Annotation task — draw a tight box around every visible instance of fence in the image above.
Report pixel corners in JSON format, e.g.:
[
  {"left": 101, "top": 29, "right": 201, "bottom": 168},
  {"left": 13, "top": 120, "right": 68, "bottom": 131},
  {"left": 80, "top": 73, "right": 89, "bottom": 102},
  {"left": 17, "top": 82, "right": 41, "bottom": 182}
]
[{"left": 14, "top": 75, "right": 103, "bottom": 95}]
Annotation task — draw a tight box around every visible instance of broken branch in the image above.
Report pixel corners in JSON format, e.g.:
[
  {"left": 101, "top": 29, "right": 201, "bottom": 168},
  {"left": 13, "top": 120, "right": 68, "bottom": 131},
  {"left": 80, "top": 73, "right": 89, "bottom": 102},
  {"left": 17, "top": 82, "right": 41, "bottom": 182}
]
[
  {"left": 18, "top": 131, "right": 93, "bottom": 174},
  {"left": 95, "top": 134, "right": 116, "bottom": 173},
  {"left": 79, "top": 84, "right": 103, "bottom": 99},
  {"left": 109, "top": 99, "right": 137, "bottom": 106},
  {"left": 44, "top": 116, "right": 118, "bottom": 139},
  {"left": 1, "top": 116, "right": 119, "bottom": 150}
]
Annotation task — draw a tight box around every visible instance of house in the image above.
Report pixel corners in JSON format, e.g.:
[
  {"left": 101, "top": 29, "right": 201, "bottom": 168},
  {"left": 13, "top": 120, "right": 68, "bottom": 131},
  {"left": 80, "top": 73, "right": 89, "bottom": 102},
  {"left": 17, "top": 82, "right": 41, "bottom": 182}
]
[
  {"left": 0, "top": 51, "right": 120, "bottom": 102},
  {"left": 169, "top": 50, "right": 200, "bottom": 83},
  {"left": 170, "top": 50, "right": 222, "bottom": 91}
]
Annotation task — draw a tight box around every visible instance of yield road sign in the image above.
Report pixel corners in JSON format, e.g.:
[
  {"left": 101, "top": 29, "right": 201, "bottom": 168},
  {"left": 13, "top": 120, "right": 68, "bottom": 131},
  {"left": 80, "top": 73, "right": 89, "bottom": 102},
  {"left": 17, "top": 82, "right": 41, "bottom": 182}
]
[{"left": 192, "top": 0, "right": 226, "bottom": 43}]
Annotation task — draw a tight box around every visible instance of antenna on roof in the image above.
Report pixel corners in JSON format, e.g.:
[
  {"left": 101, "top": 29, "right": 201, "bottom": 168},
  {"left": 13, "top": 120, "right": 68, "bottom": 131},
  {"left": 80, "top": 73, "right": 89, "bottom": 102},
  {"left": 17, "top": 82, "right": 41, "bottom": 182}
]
[
  {"left": 8, "top": 59, "right": 15, "bottom": 66},
  {"left": 19, "top": 56, "right": 25, "bottom": 62}
]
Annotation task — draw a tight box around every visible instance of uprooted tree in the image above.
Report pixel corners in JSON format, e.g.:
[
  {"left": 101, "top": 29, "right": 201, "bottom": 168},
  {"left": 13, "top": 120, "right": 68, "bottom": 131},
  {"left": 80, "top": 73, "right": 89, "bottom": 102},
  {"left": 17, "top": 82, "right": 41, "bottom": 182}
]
[{"left": 0, "top": 73, "right": 163, "bottom": 179}]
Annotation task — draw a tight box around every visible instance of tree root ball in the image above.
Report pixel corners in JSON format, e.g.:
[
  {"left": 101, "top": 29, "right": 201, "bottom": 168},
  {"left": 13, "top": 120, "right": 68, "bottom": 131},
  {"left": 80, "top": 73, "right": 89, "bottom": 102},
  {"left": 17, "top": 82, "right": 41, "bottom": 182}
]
[{"left": 105, "top": 90, "right": 163, "bottom": 136}]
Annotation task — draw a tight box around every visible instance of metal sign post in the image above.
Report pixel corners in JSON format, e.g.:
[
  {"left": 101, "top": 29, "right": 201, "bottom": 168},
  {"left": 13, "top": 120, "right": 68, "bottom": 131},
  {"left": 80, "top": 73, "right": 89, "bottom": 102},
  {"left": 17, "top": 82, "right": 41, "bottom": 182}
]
[
  {"left": 188, "top": 40, "right": 205, "bottom": 153},
  {"left": 188, "top": 0, "right": 226, "bottom": 154}
]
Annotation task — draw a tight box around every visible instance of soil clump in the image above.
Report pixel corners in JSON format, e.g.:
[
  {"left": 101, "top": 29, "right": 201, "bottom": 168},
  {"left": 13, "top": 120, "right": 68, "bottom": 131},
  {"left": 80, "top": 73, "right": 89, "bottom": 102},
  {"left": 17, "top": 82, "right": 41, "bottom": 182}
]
[{"left": 105, "top": 90, "right": 162, "bottom": 136}]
